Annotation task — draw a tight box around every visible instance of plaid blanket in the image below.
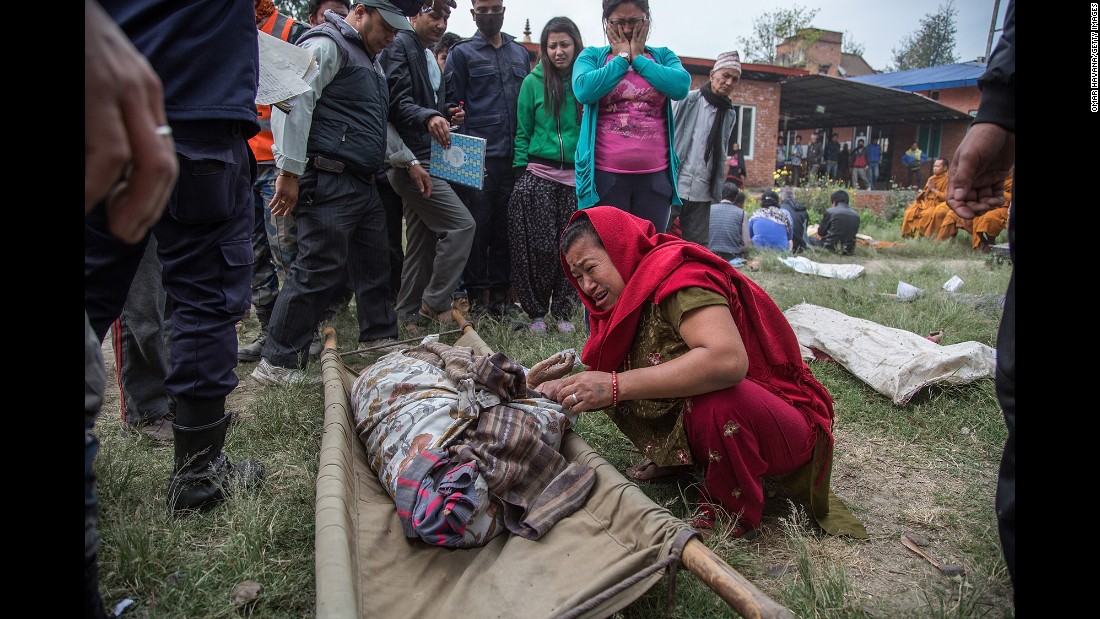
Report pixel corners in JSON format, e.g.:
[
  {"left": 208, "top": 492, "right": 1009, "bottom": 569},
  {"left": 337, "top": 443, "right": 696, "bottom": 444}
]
[{"left": 352, "top": 341, "right": 594, "bottom": 546}]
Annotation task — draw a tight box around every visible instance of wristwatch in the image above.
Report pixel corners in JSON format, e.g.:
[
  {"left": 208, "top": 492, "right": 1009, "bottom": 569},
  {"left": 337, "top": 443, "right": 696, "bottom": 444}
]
[
  {"left": 618, "top": 51, "right": 630, "bottom": 62},
  {"left": 405, "top": 159, "right": 421, "bottom": 169}
]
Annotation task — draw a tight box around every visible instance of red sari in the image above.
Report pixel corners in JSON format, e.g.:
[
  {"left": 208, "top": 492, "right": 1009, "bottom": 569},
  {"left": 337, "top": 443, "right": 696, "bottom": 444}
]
[{"left": 562, "top": 207, "right": 836, "bottom": 530}]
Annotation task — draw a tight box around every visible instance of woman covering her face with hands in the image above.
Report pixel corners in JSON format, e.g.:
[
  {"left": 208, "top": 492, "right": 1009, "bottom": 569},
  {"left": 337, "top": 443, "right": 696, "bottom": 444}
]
[
  {"left": 571, "top": 0, "right": 690, "bottom": 233},
  {"left": 535, "top": 207, "right": 867, "bottom": 540}
]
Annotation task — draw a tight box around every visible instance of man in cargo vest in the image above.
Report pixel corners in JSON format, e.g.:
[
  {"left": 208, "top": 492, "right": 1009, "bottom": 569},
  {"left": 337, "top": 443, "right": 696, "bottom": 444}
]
[{"left": 251, "top": 0, "right": 412, "bottom": 386}]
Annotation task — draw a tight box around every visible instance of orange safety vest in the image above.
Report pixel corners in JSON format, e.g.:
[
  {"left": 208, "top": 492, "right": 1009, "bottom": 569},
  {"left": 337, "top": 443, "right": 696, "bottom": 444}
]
[{"left": 249, "top": 12, "right": 303, "bottom": 163}]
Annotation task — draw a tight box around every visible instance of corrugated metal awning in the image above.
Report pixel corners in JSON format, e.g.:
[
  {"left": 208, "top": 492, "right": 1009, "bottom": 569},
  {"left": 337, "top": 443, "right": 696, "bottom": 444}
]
[{"left": 778, "top": 74, "right": 973, "bottom": 130}]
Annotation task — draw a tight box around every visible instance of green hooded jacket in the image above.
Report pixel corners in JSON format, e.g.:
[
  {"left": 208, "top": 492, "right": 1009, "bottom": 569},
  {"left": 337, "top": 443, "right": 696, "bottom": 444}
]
[{"left": 513, "top": 61, "right": 581, "bottom": 169}]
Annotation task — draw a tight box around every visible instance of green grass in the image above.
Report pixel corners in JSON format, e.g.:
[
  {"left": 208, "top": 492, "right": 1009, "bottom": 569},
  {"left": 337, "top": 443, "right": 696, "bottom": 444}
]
[{"left": 93, "top": 218, "right": 1014, "bottom": 618}]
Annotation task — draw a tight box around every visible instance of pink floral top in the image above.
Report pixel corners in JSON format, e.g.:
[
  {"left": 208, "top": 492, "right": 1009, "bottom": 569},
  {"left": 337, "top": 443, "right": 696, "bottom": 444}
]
[{"left": 594, "top": 52, "right": 669, "bottom": 174}]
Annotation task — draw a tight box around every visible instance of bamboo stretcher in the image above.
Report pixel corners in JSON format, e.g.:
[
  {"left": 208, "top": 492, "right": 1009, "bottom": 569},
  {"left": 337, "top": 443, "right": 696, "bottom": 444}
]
[{"left": 315, "top": 319, "right": 793, "bottom": 619}]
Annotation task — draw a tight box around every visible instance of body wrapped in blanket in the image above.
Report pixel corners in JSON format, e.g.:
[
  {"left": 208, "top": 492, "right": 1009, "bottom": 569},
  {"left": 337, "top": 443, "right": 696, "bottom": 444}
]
[{"left": 351, "top": 341, "right": 595, "bottom": 548}]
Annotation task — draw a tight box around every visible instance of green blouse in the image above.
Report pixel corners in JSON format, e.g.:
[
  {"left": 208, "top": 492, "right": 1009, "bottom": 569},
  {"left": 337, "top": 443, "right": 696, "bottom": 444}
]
[{"left": 607, "top": 287, "right": 728, "bottom": 468}]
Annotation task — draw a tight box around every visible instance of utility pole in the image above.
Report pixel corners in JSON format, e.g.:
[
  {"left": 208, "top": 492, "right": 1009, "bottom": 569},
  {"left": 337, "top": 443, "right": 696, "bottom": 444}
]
[{"left": 984, "top": 0, "right": 1002, "bottom": 62}]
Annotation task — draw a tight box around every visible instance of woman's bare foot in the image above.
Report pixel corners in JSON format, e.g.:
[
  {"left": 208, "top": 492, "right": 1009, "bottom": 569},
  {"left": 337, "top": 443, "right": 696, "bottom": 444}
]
[{"left": 626, "top": 459, "right": 694, "bottom": 482}]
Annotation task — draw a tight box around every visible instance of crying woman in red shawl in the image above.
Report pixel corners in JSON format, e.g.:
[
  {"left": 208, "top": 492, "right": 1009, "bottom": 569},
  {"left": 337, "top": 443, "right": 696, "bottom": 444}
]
[{"left": 534, "top": 206, "right": 866, "bottom": 540}]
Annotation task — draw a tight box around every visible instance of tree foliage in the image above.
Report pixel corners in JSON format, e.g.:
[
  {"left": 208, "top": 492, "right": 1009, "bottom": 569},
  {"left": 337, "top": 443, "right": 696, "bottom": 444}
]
[
  {"left": 890, "top": 0, "right": 960, "bottom": 70},
  {"left": 842, "top": 32, "right": 865, "bottom": 58},
  {"left": 739, "top": 5, "right": 820, "bottom": 64},
  {"left": 274, "top": 0, "right": 309, "bottom": 22}
]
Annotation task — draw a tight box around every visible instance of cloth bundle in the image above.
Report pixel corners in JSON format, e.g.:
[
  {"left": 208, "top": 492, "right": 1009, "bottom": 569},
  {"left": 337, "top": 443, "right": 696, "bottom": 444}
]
[{"left": 351, "top": 340, "right": 595, "bottom": 547}]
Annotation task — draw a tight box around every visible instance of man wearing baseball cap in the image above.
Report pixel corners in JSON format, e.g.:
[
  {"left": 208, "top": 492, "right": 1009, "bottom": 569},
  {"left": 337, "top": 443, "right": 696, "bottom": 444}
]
[
  {"left": 669, "top": 50, "right": 742, "bottom": 247},
  {"left": 352, "top": 0, "right": 415, "bottom": 31},
  {"left": 253, "top": 0, "right": 412, "bottom": 385}
]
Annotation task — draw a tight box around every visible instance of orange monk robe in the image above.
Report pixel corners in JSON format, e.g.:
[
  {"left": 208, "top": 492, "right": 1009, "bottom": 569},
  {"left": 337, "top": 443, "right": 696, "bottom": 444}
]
[
  {"left": 969, "top": 173, "right": 1013, "bottom": 249},
  {"left": 900, "top": 171, "right": 947, "bottom": 237},
  {"left": 911, "top": 171, "right": 949, "bottom": 238},
  {"left": 899, "top": 201, "right": 922, "bottom": 237},
  {"left": 936, "top": 204, "right": 974, "bottom": 241}
]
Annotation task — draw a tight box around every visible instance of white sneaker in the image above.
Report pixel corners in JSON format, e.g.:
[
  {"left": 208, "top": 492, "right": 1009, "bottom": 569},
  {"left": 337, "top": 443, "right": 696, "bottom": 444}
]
[
  {"left": 357, "top": 337, "right": 403, "bottom": 358},
  {"left": 250, "top": 358, "right": 318, "bottom": 387}
]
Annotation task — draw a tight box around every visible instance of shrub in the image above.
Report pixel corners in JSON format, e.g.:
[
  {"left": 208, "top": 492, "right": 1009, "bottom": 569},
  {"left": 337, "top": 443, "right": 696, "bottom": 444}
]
[
  {"left": 881, "top": 179, "right": 918, "bottom": 222},
  {"left": 793, "top": 177, "right": 857, "bottom": 217}
]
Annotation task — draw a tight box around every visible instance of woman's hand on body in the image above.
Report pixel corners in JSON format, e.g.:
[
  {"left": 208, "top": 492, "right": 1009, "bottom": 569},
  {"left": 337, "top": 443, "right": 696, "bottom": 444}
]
[{"left": 552, "top": 371, "right": 614, "bottom": 413}]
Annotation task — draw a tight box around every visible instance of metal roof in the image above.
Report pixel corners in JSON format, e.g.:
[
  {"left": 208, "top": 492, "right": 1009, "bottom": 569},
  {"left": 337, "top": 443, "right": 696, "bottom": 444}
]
[
  {"left": 778, "top": 74, "right": 973, "bottom": 130},
  {"left": 847, "top": 62, "right": 987, "bottom": 92}
]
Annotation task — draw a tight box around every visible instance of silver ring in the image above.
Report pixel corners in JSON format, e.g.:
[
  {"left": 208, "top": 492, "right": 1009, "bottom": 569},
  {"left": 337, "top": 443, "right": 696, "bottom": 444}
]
[
  {"left": 154, "top": 125, "right": 173, "bottom": 138},
  {"left": 571, "top": 393, "right": 579, "bottom": 405}
]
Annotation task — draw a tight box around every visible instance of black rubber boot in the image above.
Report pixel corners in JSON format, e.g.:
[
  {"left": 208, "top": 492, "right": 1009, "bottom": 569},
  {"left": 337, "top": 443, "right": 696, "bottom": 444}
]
[
  {"left": 238, "top": 303, "right": 273, "bottom": 362},
  {"left": 168, "top": 412, "right": 265, "bottom": 513}
]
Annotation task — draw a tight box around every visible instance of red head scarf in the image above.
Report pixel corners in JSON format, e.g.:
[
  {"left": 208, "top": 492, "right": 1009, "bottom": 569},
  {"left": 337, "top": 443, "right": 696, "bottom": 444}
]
[{"left": 560, "top": 206, "right": 834, "bottom": 438}]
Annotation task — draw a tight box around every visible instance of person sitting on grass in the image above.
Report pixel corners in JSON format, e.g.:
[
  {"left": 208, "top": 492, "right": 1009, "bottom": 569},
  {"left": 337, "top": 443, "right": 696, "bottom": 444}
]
[
  {"left": 747, "top": 190, "right": 791, "bottom": 252},
  {"left": 900, "top": 156, "right": 947, "bottom": 238},
  {"left": 779, "top": 186, "right": 809, "bottom": 254},
  {"left": 534, "top": 206, "right": 866, "bottom": 540},
  {"left": 817, "top": 190, "right": 860, "bottom": 255},
  {"left": 972, "top": 167, "right": 1012, "bottom": 251},
  {"left": 915, "top": 158, "right": 961, "bottom": 240}
]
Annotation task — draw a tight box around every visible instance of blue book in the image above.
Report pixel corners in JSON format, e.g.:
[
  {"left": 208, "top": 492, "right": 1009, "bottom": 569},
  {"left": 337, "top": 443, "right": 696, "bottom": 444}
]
[{"left": 429, "top": 133, "right": 487, "bottom": 190}]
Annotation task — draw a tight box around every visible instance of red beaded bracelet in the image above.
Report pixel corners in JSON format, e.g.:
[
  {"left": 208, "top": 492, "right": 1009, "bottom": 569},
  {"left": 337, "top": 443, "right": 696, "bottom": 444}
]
[{"left": 611, "top": 371, "right": 619, "bottom": 406}]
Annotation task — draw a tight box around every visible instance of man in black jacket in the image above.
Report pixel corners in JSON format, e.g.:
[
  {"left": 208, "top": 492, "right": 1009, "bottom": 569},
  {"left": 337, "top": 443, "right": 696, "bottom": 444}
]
[
  {"left": 805, "top": 132, "right": 823, "bottom": 181},
  {"left": 380, "top": 1, "right": 475, "bottom": 330},
  {"left": 817, "top": 190, "right": 860, "bottom": 255},
  {"left": 779, "top": 187, "right": 809, "bottom": 254},
  {"left": 823, "top": 133, "right": 840, "bottom": 180}
]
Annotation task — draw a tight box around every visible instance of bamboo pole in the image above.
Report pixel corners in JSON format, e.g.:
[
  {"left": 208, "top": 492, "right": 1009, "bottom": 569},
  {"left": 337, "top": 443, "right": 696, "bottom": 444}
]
[{"left": 680, "top": 538, "right": 796, "bottom": 619}]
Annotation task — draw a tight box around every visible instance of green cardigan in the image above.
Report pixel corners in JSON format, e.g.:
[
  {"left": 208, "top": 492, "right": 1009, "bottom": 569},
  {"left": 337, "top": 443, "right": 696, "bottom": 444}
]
[{"left": 571, "top": 44, "right": 690, "bottom": 209}]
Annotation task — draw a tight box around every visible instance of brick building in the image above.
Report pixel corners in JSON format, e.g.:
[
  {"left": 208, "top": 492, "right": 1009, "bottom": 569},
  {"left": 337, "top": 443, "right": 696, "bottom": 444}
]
[
  {"left": 776, "top": 28, "right": 876, "bottom": 79},
  {"left": 678, "top": 57, "right": 806, "bottom": 188}
]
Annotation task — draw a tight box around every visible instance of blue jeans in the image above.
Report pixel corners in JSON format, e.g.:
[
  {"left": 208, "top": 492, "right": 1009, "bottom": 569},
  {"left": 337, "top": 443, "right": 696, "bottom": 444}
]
[
  {"left": 868, "top": 162, "right": 880, "bottom": 188},
  {"left": 250, "top": 164, "right": 299, "bottom": 308},
  {"left": 825, "top": 161, "right": 838, "bottom": 180},
  {"left": 594, "top": 168, "right": 674, "bottom": 233}
]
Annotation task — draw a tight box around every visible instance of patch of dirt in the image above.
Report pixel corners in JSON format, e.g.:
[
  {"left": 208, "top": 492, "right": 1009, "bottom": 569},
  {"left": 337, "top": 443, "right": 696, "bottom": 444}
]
[{"left": 740, "top": 419, "right": 1011, "bottom": 614}]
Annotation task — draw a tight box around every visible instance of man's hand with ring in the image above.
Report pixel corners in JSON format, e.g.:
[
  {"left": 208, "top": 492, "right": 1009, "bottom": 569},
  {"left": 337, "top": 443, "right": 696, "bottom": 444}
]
[{"left": 270, "top": 173, "right": 299, "bottom": 216}]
